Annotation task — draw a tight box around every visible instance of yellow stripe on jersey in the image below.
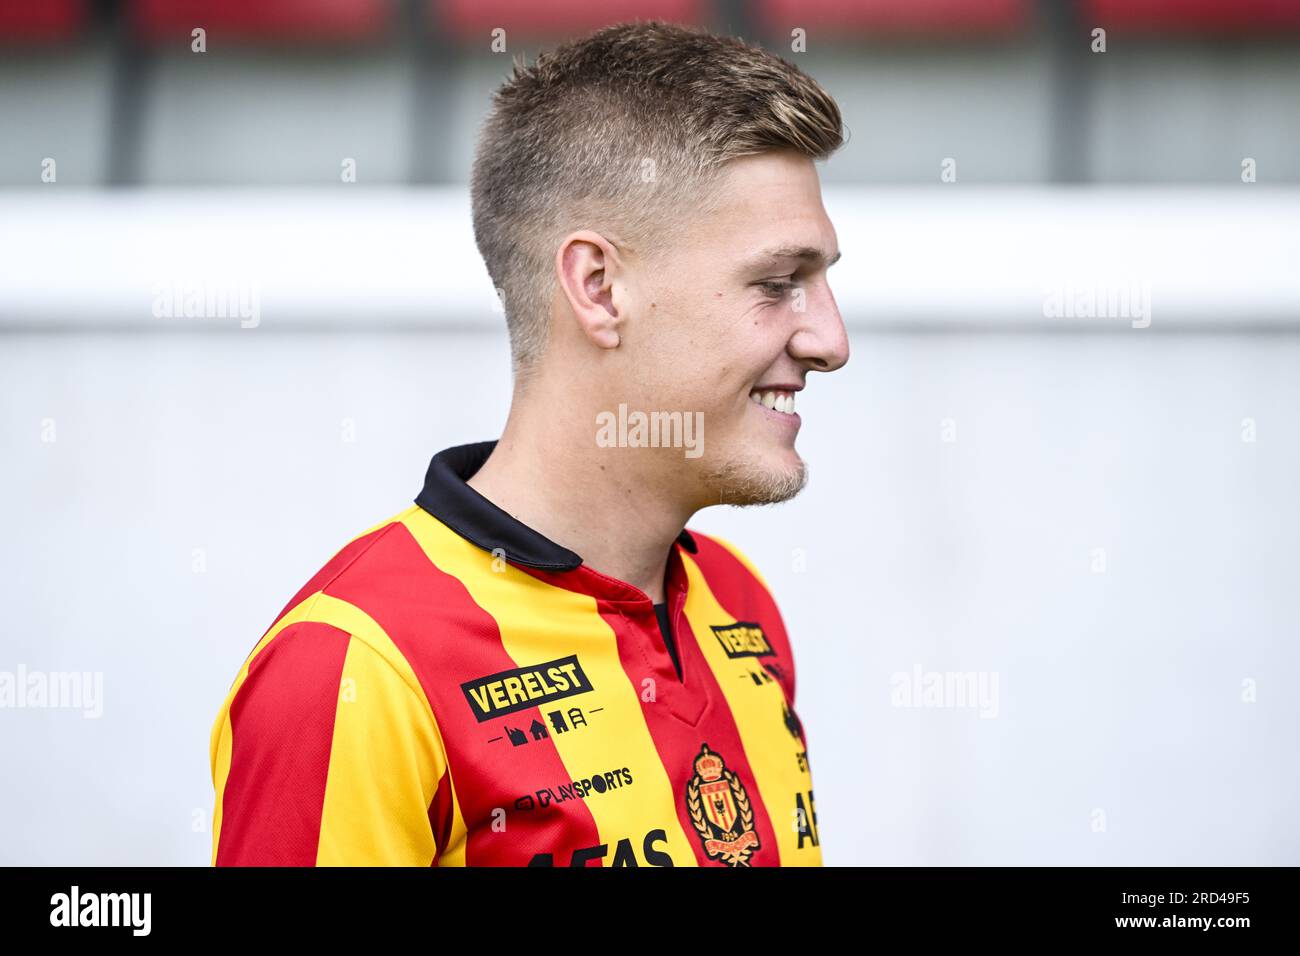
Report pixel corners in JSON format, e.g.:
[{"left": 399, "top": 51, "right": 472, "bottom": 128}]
[
  {"left": 399, "top": 509, "right": 700, "bottom": 867},
  {"left": 349, "top": 504, "right": 422, "bottom": 544},
  {"left": 210, "top": 590, "right": 468, "bottom": 866},
  {"left": 311, "top": 594, "right": 462, "bottom": 865},
  {"left": 210, "top": 592, "right": 321, "bottom": 866},
  {"left": 678, "top": 550, "right": 822, "bottom": 866}
]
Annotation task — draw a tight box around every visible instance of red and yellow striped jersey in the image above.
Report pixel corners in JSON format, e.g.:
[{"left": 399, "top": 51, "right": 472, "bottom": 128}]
[{"left": 209, "top": 440, "right": 821, "bottom": 866}]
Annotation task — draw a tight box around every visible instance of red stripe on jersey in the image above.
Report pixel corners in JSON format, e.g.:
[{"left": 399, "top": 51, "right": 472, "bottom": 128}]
[
  {"left": 321, "top": 523, "right": 603, "bottom": 866},
  {"left": 427, "top": 771, "right": 454, "bottom": 867},
  {"left": 217, "top": 620, "right": 351, "bottom": 865},
  {"left": 594, "top": 593, "right": 785, "bottom": 867},
  {"left": 266, "top": 525, "right": 396, "bottom": 633},
  {"left": 529, "top": 534, "right": 789, "bottom": 865}
]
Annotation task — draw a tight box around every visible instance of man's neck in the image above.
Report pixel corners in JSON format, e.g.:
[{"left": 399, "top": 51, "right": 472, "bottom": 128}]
[{"left": 466, "top": 402, "right": 693, "bottom": 604}]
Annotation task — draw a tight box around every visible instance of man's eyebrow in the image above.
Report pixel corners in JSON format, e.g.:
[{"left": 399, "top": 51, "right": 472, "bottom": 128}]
[{"left": 741, "top": 245, "right": 842, "bottom": 272}]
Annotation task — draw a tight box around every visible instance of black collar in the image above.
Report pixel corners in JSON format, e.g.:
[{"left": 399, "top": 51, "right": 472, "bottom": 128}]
[{"left": 415, "top": 440, "right": 697, "bottom": 571}]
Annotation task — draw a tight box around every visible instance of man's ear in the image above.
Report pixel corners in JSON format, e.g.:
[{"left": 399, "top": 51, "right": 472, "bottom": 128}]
[{"left": 555, "top": 230, "right": 625, "bottom": 351}]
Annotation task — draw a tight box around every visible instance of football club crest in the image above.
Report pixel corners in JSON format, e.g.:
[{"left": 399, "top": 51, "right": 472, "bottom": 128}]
[{"left": 685, "top": 743, "right": 761, "bottom": 866}]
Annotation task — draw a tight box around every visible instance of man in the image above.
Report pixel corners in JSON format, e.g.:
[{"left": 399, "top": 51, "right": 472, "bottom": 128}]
[{"left": 210, "top": 20, "right": 847, "bottom": 867}]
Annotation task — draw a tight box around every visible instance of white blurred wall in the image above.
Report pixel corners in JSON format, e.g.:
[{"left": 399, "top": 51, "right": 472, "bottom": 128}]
[{"left": 1, "top": 188, "right": 1297, "bottom": 865}]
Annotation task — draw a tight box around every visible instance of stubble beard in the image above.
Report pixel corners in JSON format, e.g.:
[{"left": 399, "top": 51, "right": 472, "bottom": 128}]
[{"left": 700, "top": 449, "right": 808, "bottom": 506}]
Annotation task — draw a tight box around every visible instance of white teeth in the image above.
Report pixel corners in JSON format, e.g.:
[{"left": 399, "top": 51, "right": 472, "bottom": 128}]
[{"left": 751, "top": 390, "right": 798, "bottom": 415}]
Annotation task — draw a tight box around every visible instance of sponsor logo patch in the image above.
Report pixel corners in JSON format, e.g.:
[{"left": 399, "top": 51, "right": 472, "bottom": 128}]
[
  {"left": 514, "top": 767, "right": 634, "bottom": 811},
  {"left": 461, "top": 654, "right": 593, "bottom": 722},
  {"left": 710, "top": 621, "right": 774, "bottom": 659}
]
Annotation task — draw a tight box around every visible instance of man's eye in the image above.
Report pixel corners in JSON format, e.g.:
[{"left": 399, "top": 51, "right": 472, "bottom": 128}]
[{"left": 758, "top": 279, "right": 794, "bottom": 299}]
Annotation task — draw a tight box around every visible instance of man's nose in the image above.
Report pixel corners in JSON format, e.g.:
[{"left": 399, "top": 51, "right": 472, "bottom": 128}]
[{"left": 789, "top": 284, "right": 849, "bottom": 372}]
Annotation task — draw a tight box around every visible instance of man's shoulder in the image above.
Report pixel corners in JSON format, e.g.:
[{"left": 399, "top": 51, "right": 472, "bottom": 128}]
[
  {"left": 265, "top": 504, "right": 469, "bottom": 639},
  {"left": 266, "top": 505, "right": 410, "bottom": 613},
  {"left": 681, "top": 527, "right": 775, "bottom": 595}
]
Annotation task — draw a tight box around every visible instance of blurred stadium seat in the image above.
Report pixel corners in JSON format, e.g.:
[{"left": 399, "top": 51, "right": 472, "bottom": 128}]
[
  {"left": 0, "top": 0, "right": 87, "bottom": 43},
  {"left": 432, "top": 0, "right": 707, "bottom": 41},
  {"left": 1084, "top": 0, "right": 1300, "bottom": 34},
  {"left": 1, "top": 1, "right": 1298, "bottom": 184},
  {"left": 127, "top": 0, "right": 394, "bottom": 45},
  {"left": 756, "top": 0, "right": 1030, "bottom": 37}
]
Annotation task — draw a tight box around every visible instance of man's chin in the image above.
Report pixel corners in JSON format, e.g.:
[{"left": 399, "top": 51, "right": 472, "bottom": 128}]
[{"left": 702, "top": 453, "right": 808, "bottom": 506}]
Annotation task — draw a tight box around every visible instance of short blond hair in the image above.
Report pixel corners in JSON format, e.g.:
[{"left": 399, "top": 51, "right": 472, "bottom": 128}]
[{"left": 470, "top": 21, "right": 844, "bottom": 379}]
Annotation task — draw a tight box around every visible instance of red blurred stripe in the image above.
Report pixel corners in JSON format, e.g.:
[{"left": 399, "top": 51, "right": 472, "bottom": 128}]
[
  {"left": 1085, "top": 0, "right": 1300, "bottom": 33},
  {"left": 129, "top": 0, "right": 393, "bottom": 44},
  {"left": 433, "top": 0, "right": 707, "bottom": 41},
  {"left": 758, "top": 0, "right": 1029, "bottom": 36},
  {"left": 0, "top": 0, "right": 86, "bottom": 42}
]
